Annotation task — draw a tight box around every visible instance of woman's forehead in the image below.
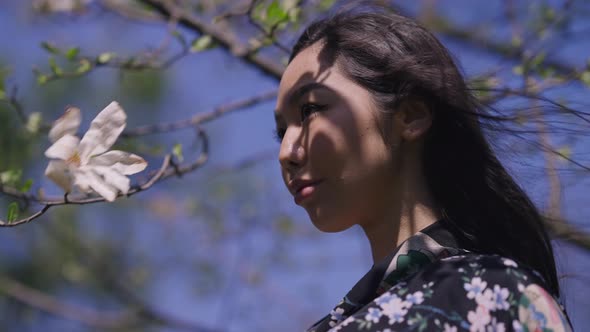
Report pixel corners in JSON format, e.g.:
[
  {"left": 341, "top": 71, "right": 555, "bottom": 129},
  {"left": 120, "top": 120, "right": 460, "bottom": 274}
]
[
  {"left": 280, "top": 46, "right": 326, "bottom": 89},
  {"left": 279, "top": 47, "right": 346, "bottom": 101}
]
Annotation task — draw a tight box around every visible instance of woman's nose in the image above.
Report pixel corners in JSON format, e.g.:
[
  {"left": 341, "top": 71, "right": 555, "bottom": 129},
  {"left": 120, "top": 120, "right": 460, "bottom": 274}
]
[{"left": 278, "top": 127, "right": 306, "bottom": 171}]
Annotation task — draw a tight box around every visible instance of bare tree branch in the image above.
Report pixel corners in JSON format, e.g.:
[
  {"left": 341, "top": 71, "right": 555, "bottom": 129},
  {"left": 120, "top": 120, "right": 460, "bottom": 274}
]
[
  {"left": 0, "top": 274, "right": 140, "bottom": 329},
  {"left": 97, "top": 0, "right": 165, "bottom": 23},
  {"left": 0, "top": 272, "right": 221, "bottom": 331},
  {"left": 544, "top": 217, "right": 590, "bottom": 250},
  {"left": 122, "top": 89, "right": 277, "bottom": 137},
  {"left": 137, "top": 0, "right": 285, "bottom": 79},
  {"left": 395, "top": 3, "right": 580, "bottom": 77},
  {"left": 0, "top": 88, "right": 277, "bottom": 226},
  {"left": 0, "top": 128, "right": 207, "bottom": 227}
]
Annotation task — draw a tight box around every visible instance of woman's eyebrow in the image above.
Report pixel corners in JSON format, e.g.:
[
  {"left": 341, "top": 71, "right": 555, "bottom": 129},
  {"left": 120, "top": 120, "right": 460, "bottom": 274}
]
[
  {"left": 274, "top": 82, "right": 332, "bottom": 122},
  {"left": 288, "top": 82, "right": 332, "bottom": 105}
]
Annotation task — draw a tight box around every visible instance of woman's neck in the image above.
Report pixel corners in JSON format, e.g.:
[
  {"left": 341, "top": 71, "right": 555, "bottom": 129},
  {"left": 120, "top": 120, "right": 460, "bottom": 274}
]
[
  {"left": 361, "top": 203, "right": 440, "bottom": 263},
  {"left": 360, "top": 162, "right": 441, "bottom": 263}
]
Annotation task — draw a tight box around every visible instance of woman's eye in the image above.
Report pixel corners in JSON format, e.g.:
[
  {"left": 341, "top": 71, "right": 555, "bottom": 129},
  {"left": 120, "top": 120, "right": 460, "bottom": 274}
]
[
  {"left": 273, "top": 104, "right": 325, "bottom": 143},
  {"left": 300, "top": 103, "right": 325, "bottom": 122}
]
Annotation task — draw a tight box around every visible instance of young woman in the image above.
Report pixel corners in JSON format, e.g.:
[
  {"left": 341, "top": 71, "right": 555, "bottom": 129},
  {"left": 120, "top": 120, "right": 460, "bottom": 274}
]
[{"left": 273, "top": 7, "right": 573, "bottom": 332}]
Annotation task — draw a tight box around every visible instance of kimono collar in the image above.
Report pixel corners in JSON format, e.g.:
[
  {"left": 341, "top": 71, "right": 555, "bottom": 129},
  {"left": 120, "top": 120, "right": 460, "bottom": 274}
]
[{"left": 309, "top": 220, "right": 469, "bottom": 332}]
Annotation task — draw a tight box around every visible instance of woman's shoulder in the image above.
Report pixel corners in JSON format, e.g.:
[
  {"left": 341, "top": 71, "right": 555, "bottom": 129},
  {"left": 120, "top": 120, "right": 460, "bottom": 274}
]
[
  {"left": 419, "top": 252, "right": 547, "bottom": 286},
  {"left": 331, "top": 253, "right": 572, "bottom": 332}
]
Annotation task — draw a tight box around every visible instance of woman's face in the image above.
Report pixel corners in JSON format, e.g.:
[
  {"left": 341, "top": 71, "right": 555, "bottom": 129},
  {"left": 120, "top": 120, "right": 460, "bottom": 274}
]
[{"left": 274, "top": 43, "right": 402, "bottom": 232}]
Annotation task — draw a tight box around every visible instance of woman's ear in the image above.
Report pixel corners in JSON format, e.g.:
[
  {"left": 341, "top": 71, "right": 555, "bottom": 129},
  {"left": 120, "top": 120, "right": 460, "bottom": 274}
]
[{"left": 394, "top": 100, "right": 433, "bottom": 142}]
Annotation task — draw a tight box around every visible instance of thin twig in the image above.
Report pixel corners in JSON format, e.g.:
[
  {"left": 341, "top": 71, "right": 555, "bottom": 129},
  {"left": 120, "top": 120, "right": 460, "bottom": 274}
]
[
  {"left": 0, "top": 274, "right": 140, "bottom": 329},
  {"left": 394, "top": 3, "right": 579, "bottom": 77},
  {"left": 0, "top": 130, "right": 208, "bottom": 227},
  {"left": 544, "top": 217, "right": 590, "bottom": 250},
  {"left": 122, "top": 89, "right": 277, "bottom": 137},
  {"left": 137, "top": 0, "right": 284, "bottom": 79},
  {"left": 0, "top": 89, "right": 276, "bottom": 226}
]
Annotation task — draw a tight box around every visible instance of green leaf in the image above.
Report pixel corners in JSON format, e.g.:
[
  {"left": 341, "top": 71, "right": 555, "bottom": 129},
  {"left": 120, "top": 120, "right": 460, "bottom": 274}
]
[
  {"left": 172, "top": 30, "right": 187, "bottom": 48},
  {"left": 581, "top": 71, "right": 590, "bottom": 87},
  {"left": 7, "top": 202, "right": 19, "bottom": 223},
  {"left": 318, "top": 0, "right": 337, "bottom": 10},
  {"left": 530, "top": 52, "right": 545, "bottom": 69},
  {"left": 25, "top": 112, "right": 42, "bottom": 134},
  {"left": 252, "top": 1, "right": 267, "bottom": 22},
  {"left": 123, "top": 57, "right": 140, "bottom": 68},
  {"left": 539, "top": 66, "right": 555, "bottom": 79},
  {"left": 542, "top": 5, "right": 556, "bottom": 22},
  {"left": 172, "top": 143, "right": 184, "bottom": 162},
  {"left": 511, "top": 35, "right": 522, "bottom": 48},
  {"left": 288, "top": 6, "right": 301, "bottom": 23},
  {"left": 20, "top": 179, "right": 33, "bottom": 193},
  {"left": 266, "top": 0, "right": 287, "bottom": 26},
  {"left": 0, "top": 169, "right": 22, "bottom": 186},
  {"left": 97, "top": 52, "right": 115, "bottom": 64},
  {"left": 512, "top": 65, "right": 524, "bottom": 76},
  {"left": 76, "top": 59, "right": 92, "bottom": 74},
  {"left": 48, "top": 57, "right": 62, "bottom": 75},
  {"left": 149, "top": 144, "right": 164, "bottom": 154},
  {"left": 0, "top": 68, "right": 6, "bottom": 99},
  {"left": 65, "top": 47, "right": 80, "bottom": 61},
  {"left": 515, "top": 111, "right": 528, "bottom": 126},
  {"left": 190, "top": 35, "right": 213, "bottom": 52},
  {"left": 37, "top": 74, "right": 48, "bottom": 85},
  {"left": 275, "top": 215, "right": 294, "bottom": 235},
  {"left": 41, "top": 41, "right": 60, "bottom": 54},
  {"left": 557, "top": 146, "right": 572, "bottom": 163}
]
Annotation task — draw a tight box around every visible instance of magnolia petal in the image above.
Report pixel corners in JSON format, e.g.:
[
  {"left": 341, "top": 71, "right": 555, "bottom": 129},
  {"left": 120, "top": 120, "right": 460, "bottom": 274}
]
[
  {"left": 72, "top": 168, "right": 93, "bottom": 194},
  {"left": 48, "top": 107, "right": 81, "bottom": 143},
  {"left": 78, "top": 101, "right": 126, "bottom": 163},
  {"left": 45, "top": 134, "right": 80, "bottom": 160},
  {"left": 88, "top": 150, "right": 147, "bottom": 175},
  {"left": 44, "top": 160, "right": 73, "bottom": 192},
  {"left": 92, "top": 166, "right": 131, "bottom": 195},
  {"left": 72, "top": 168, "right": 91, "bottom": 193},
  {"left": 73, "top": 167, "right": 118, "bottom": 202}
]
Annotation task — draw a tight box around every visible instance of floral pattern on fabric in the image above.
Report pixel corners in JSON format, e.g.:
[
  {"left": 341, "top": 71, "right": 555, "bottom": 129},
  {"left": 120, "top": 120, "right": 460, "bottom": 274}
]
[{"left": 307, "top": 222, "right": 572, "bottom": 332}]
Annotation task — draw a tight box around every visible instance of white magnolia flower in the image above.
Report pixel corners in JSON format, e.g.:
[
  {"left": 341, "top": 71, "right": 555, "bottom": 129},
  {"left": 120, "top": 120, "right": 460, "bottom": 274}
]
[{"left": 44, "top": 101, "right": 147, "bottom": 202}]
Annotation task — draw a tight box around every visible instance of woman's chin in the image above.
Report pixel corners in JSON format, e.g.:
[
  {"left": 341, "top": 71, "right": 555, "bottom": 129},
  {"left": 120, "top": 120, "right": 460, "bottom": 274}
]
[{"left": 307, "top": 211, "right": 354, "bottom": 233}]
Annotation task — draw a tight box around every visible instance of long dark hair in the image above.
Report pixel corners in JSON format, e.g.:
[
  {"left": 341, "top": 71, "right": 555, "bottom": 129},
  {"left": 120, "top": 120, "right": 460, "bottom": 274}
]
[{"left": 290, "top": 8, "right": 560, "bottom": 296}]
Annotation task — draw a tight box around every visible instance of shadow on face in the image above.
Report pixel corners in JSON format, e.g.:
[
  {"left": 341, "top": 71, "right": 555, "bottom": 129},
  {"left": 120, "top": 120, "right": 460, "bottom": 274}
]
[{"left": 275, "top": 42, "right": 405, "bottom": 233}]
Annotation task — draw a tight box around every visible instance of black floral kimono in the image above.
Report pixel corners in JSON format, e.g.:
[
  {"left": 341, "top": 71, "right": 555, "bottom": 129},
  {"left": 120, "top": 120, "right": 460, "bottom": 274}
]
[{"left": 308, "top": 221, "right": 572, "bottom": 332}]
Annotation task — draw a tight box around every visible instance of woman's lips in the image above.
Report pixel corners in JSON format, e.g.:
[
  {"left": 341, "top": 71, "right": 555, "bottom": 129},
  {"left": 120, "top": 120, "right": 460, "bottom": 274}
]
[{"left": 294, "top": 180, "right": 323, "bottom": 205}]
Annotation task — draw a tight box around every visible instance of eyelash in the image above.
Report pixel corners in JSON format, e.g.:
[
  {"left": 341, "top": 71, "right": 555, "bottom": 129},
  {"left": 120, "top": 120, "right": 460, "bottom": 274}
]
[
  {"left": 273, "top": 128, "right": 286, "bottom": 143},
  {"left": 274, "top": 103, "right": 326, "bottom": 143},
  {"left": 300, "top": 103, "right": 325, "bottom": 122}
]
